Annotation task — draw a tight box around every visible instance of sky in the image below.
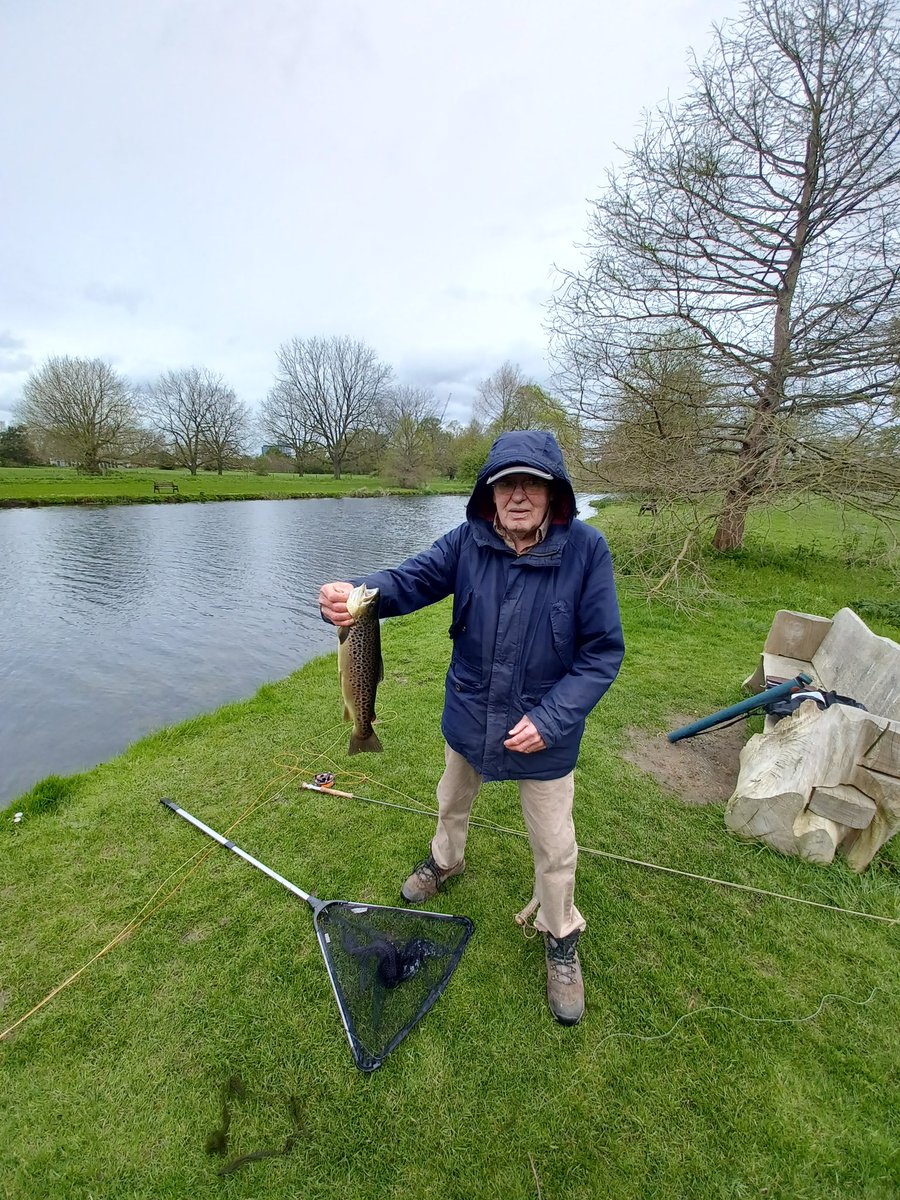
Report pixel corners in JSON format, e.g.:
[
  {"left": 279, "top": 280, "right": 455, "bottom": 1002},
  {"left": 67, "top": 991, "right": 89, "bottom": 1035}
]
[{"left": 0, "top": 0, "right": 747, "bottom": 433}]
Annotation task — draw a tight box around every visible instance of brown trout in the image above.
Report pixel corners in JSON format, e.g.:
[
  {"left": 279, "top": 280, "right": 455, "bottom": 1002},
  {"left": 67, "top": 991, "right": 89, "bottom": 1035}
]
[{"left": 337, "top": 584, "right": 384, "bottom": 754}]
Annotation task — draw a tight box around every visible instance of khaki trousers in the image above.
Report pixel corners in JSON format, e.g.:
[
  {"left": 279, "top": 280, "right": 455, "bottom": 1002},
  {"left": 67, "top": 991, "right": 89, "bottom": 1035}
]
[{"left": 430, "top": 743, "right": 586, "bottom": 939}]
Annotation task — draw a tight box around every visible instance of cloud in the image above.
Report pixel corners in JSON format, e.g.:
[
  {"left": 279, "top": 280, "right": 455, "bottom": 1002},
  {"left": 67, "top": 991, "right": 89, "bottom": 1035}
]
[
  {"left": 83, "top": 283, "right": 145, "bottom": 315},
  {"left": 0, "top": 351, "right": 33, "bottom": 374},
  {"left": 0, "top": 332, "right": 33, "bottom": 375},
  {"left": 1, "top": 0, "right": 747, "bottom": 430}
]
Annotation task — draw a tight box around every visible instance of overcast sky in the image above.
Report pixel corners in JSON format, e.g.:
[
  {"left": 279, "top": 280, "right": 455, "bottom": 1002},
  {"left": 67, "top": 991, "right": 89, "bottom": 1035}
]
[{"left": 1, "top": 0, "right": 747, "bottom": 433}]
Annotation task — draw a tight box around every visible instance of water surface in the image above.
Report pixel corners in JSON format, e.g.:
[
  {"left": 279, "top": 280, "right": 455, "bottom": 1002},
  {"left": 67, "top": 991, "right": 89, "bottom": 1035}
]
[
  {"left": 0, "top": 493, "right": 604, "bottom": 807},
  {"left": 0, "top": 496, "right": 467, "bottom": 807}
]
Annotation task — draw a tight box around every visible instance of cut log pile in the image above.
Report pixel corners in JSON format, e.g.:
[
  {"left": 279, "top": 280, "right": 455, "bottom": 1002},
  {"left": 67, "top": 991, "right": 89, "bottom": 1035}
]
[{"left": 724, "top": 609, "right": 900, "bottom": 872}]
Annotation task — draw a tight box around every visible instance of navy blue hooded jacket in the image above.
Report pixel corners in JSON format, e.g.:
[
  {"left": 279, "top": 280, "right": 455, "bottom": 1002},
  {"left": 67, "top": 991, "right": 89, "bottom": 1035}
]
[{"left": 356, "top": 430, "right": 625, "bottom": 782}]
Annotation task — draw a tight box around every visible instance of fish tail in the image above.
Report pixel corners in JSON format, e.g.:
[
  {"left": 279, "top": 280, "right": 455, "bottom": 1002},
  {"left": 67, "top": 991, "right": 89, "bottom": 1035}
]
[{"left": 348, "top": 729, "right": 384, "bottom": 755}]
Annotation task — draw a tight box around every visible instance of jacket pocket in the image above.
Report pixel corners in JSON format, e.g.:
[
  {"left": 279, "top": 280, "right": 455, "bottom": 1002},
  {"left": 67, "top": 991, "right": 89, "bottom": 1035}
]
[
  {"left": 447, "top": 653, "right": 482, "bottom": 693},
  {"left": 549, "top": 600, "right": 575, "bottom": 671},
  {"left": 448, "top": 586, "right": 482, "bottom": 679},
  {"left": 448, "top": 586, "right": 473, "bottom": 639}
]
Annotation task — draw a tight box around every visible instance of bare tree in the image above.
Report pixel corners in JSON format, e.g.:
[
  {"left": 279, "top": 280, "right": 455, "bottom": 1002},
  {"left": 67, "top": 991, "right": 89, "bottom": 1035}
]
[
  {"left": 477, "top": 362, "right": 581, "bottom": 458},
  {"left": 381, "top": 384, "right": 440, "bottom": 487},
  {"left": 142, "top": 367, "right": 233, "bottom": 476},
  {"left": 478, "top": 361, "right": 527, "bottom": 430},
  {"left": 17, "top": 357, "right": 138, "bottom": 473},
  {"left": 124, "top": 423, "right": 168, "bottom": 468},
  {"left": 259, "top": 379, "right": 318, "bottom": 475},
  {"left": 587, "top": 332, "right": 721, "bottom": 496},
  {"left": 553, "top": 0, "right": 900, "bottom": 550},
  {"left": 203, "top": 387, "right": 250, "bottom": 475},
  {"left": 272, "top": 336, "right": 392, "bottom": 478}
]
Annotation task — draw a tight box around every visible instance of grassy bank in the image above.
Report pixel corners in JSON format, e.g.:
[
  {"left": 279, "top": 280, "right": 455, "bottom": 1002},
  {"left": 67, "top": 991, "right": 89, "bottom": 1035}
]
[
  {"left": 0, "top": 466, "right": 466, "bottom": 507},
  {"left": 2, "top": 504, "right": 898, "bottom": 1199}
]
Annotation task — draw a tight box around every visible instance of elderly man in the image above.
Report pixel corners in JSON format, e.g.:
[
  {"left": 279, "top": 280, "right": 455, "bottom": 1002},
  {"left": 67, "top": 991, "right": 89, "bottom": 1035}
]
[{"left": 319, "top": 429, "right": 624, "bottom": 1024}]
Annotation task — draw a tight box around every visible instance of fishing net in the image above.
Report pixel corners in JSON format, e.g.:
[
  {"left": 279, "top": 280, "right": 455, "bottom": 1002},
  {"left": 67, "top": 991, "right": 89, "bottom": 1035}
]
[
  {"left": 160, "top": 799, "right": 474, "bottom": 1072},
  {"left": 312, "top": 900, "right": 474, "bottom": 1072}
]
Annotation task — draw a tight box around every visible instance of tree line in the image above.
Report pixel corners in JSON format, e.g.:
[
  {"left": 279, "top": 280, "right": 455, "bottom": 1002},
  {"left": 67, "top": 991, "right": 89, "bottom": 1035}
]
[{"left": 2, "top": 344, "right": 572, "bottom": 487}]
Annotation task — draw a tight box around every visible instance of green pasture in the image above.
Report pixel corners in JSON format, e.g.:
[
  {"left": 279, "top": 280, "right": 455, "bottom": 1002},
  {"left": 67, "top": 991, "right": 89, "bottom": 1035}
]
[
  {"left": 1, "top": 502, "right": 898, "bottom": 1199},
  {"left": 0, "top": 465, "right": 465, "bottom": 506}
]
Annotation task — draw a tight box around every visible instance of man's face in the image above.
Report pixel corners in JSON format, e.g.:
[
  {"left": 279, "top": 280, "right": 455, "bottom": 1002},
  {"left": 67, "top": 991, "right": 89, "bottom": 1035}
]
[{"left": 492, "top": 474, "right": 552, "bottom": 538}]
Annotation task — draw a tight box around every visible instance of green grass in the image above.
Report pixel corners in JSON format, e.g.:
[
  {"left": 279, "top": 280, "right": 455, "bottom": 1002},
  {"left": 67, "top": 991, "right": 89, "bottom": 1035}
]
[
  {"left": 1, "top": 503, "right": 898, "bottom": 1199},
  {"left": 0, "top": 465, "right": 466, "bottom": 506}
]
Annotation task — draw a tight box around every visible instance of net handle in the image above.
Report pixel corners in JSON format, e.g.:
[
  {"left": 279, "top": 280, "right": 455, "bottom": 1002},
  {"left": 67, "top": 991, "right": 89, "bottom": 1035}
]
[{"left": 160, "top": 798, "right": 313, "bottom": 905}]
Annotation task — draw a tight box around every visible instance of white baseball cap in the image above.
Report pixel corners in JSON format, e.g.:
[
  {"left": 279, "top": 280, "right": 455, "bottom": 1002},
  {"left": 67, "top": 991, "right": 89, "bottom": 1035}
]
[{"left": 486, "top": 464, "right": 553, "bottom": 485}]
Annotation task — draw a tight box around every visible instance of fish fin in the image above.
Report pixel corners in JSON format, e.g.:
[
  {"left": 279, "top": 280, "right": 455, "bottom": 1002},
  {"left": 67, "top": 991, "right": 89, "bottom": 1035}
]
[
  {"left": 337, "top": 662, "right": 351, "bottom": 720},
  {"left": 337, "top": 626, "right": 350, "bottom": 644},
  {"left": 378, "top": 655, "right": 384, "bottom": 683},
  {"left": 348, "top": 730, "right": 384, "bottom": 755}
]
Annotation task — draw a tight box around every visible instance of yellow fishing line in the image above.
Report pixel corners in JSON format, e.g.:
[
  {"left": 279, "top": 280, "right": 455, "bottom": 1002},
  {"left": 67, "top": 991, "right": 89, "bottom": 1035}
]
[
  {"left": 3, "top": 710, "right": 376, "bottom": 1044},
  {"left": 1, "top": 765, "right": 300, "bottom": 1044}
]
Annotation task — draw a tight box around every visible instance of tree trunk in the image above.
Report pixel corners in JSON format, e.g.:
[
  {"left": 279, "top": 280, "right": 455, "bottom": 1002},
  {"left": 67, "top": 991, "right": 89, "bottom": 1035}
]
[
  {"left": 713, "top": 272, "right": 799, "bottom": 552},
  {"left": 712, "top": 428, "right": 769, "bottom": 551},
  {"left": 712, "top": 490, "right": 750, "bottom": 551}
]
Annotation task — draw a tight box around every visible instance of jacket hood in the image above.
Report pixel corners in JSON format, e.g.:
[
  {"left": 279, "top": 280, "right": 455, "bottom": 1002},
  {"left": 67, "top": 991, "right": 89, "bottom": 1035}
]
[{"left": 466, "top": 429, "right": 577, "bottom": 526}]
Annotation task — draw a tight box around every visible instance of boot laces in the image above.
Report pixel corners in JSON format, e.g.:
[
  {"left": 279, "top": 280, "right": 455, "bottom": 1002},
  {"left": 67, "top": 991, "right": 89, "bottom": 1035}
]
[
  {"left": 547, "top": 934, "right": 580, "bottom": 985},
  {"left": 412, "top": 855, "right": 442, "bottom": 886},
  {"left": 415, "top": 859, "right": 439, "bottom": 888}
]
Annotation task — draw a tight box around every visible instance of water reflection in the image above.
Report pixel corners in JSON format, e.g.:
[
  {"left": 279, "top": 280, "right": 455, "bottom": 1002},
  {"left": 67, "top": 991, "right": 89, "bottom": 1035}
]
[
  {"left": 44, "top": 507, "right": 153, "bottom": 613},
  {"left": 0, "top": 495, "right": 468, "bottom": 806},
  {"left": 0, "top": 493, "right": 604, "bottom": 807}
]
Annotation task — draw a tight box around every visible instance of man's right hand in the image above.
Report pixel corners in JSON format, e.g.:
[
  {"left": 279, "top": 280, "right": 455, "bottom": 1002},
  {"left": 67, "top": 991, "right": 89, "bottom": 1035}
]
[{"left": 319, "top": 581, "right": 355, "bottom": 626}]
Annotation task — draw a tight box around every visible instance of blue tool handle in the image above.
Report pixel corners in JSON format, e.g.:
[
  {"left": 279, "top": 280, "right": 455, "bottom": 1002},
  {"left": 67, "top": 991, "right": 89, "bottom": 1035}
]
[{"left": 666, "top": 673, "right": 813, "bottom": 743}]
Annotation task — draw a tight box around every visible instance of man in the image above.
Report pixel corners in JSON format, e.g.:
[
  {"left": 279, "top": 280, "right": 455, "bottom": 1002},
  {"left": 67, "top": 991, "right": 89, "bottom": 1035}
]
[{"left": 319, "top": 429, "right": 624, "bottom": 1024}]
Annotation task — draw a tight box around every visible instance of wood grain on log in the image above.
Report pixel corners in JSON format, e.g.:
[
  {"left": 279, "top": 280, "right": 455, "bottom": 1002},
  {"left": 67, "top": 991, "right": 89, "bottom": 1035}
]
[{"left": 808, "top": 784, "right": 876, "bottom": 829}]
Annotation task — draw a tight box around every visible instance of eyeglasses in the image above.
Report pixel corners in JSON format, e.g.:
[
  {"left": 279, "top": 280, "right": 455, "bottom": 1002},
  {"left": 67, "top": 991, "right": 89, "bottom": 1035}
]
[{"left": 492, "top": 476, "right": 550, "bottom": 496}]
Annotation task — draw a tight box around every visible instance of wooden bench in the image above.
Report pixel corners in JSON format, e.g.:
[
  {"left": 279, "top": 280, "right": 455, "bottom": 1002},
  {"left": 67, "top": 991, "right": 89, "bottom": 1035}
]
[
  {"left": 725, "top": 608, "right": 900, "bottom": 871},
  {"left": 153, "top": 481, "right": 180, "bottom": 494}
]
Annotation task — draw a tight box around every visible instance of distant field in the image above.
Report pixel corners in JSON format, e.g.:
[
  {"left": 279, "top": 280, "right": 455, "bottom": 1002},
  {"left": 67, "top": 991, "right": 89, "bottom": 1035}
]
[
  {"left": 595, "top": 494, "right": 899, "bottom": 564},
  {"left": 0, "top": 466, "right": 466, "bottom": 505}
]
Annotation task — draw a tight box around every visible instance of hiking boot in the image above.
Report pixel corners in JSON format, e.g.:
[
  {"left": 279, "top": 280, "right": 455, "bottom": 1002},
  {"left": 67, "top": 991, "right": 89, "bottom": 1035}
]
[
  {"left": 401, "top": 854, "right": 465, "bottom": 904},
  {"left": 545, "top": 930, "right": 585, "bottom": 1025}
]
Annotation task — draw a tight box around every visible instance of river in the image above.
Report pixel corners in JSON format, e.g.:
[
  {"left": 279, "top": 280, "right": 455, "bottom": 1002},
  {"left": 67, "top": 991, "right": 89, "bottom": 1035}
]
[{"left": 0, "top": 493, "right": 604, "bottom": 807}]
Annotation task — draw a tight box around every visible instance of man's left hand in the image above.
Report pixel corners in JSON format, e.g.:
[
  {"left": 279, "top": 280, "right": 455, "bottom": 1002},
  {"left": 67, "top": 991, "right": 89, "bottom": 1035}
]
[{"left": 504, "top": 716, "right": 546, "bottom": 754}]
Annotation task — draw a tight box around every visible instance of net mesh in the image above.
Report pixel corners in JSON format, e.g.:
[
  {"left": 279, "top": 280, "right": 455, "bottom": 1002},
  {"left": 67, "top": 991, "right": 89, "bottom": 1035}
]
[{"left": 312, "top": 900, "right": 474, "bottom": 1071}]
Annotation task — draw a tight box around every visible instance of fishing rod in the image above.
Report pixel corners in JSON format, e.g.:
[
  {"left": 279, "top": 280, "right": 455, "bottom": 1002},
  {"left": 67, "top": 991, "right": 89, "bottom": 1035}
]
[
  {"left": 297, "top": 781, "right": 897, "bottom": 926},
  {"left": 667, "top": 673, "right": 812, "bottom": 742}
]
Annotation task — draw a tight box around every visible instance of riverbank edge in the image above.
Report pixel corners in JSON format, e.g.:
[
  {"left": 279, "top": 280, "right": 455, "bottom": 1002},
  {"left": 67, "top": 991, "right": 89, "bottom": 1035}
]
[{"left": 0, "top": 487, "right": 474, "bottom": 509}]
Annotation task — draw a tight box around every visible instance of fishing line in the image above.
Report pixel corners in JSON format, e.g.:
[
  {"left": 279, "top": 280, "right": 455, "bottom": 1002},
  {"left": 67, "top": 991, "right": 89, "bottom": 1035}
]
[
  {"left": 292, "top": 772, "right": 896, "bottom": 1051},
  {"left": 2, "top": 719, "right": 361, "bottom": 1044},
  {"left": 294, "top": 779, "right": 900, "bottom": 927},
  {"left": 589, "top": 988, "right": 883, "bottom": 1052},
  {"left": 1, "top": 765, "right": 302, "bottom": 1044},
  {"left": 5, "top": 722, "right": 893, "bottom": 1051}
]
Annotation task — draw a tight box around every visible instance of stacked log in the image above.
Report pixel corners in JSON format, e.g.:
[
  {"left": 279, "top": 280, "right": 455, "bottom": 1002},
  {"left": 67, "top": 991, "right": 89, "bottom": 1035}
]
[{"left": 725, "top": 702, "right": 900, "bottom": 871}]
